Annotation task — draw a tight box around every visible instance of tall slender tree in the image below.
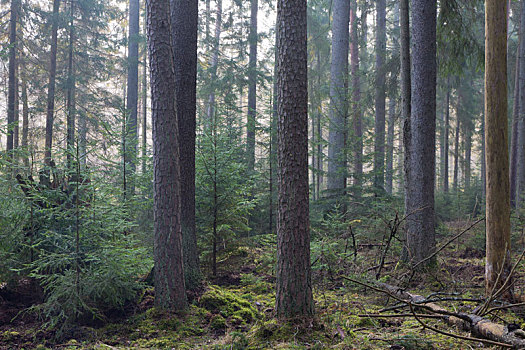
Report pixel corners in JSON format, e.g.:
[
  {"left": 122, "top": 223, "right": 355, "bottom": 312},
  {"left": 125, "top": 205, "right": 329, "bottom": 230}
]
[
  {"left": 206, "top": 0, "right": 223, "bottom": 127},
  {"left": 6, "top": 0, "right": 19, "bottom": 157},
  {"left": 350, "top": 0, "right": 362, "bottom": 197},
  {"left": 405, "top": 0, "right": 436, "bottom": 264},
  {"left": 517, "top": 0, "right": 525, "bottom": 206},
  {"left": 510, "top": 44, "right": 520, "bottom": 208},
  {"left": 485, "top": 0, "right": 511, "bottom": 297},
  {"left": 373, "top": 0, "right": 386, "bottom": 191},
  {"left": 443, "top": 79, "right": 450, "bottom": 193},
  {"left": 44, "top": 0, "right": 60, "bottom": 167},
  {"left": 275, "top": 0, "right": 313, "bottom": 319},
  {"left": 125, "top": 0, "right": 140, "bottom": 196},
  {"left": 401, "top": 0, "right": 411, "bottom": 201},
  {"left": 246, "top": 0, "right": 258, "bottom": 171},
  {"left": 171, "top": 0, "right": 201, "bottom": 291},
  {"left": 66, "top": 0, "right": 76, "bottom": 171},
  {"left": 147, "top": 0, "right": 187, "bottom": 310},
  {"left": 326, "top": 0, "right": 350, "bottom": 198}
]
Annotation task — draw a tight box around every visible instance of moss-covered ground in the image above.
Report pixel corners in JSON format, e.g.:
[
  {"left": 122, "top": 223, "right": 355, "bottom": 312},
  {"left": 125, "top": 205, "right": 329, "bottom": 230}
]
[{"left": 2, "top": 221, "right": 525, "bottom": 349}]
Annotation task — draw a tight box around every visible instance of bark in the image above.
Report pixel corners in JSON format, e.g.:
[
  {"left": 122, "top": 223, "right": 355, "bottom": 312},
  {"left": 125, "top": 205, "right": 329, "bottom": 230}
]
[
  {"left": 275, "top": 0, "right": 313, "bottom": 319},
  {"left": 141, "top": 11, "right": 147, "bottom": 176},
  {"left": 517, "top": 0, "right": 525, "bottom": 207},
  {"left": 7, "top": 0, "right": 19, "bottom": 155},
  {"left": 147, "top": 0, "right": 187, "bottom": 310},
  {"left": 316, "top": 49, "right": 323, "bottom": 198},
  {"left": 327, "top": 0, "right": 350, "bottom": 197},
  {"left": 66, "top": 2, "right": 76, "bottom": 171},
  {"left": 510, "top": 43, "right": 520, "bottom": 207},
  {"left": 246, "top": 0, "right": 258, "bottom": 171},
  {"left": 206, "top": 0, "right": 222, "bottom": 128},
  {"left": 485, "top": 0, "right": 511, "bottom": 297},
  {"left": 373, "top": 0, "right": 387, "bottom": 191},
  {"left": 171, "top": 0, "right": 201, "bottom": 290},
  {"left": 401, "top": 0, "right": 410, "bottom": 208},
  {"left": 453, "top": 105, "right": 460, "bottom": 192},
  {"left": 464, "top": 121, "right": 472, "bottom": 190},
  {"left": 21, "top": 63, "right": 28, "bottom": 167},
  {"left": 13, "top": 60, "right": 19, "bottom": 152},
  {"left": 44, "top": 0, "right": 60, "bottom": 166},
  {"left": 443, "top": 79, "right": 450, "bottom": 193},
  {"left": 385, "top": 97, "right": 396, "bottom": 195},
  {"left": 376, "top": 282, "right": 525, "bottom": 348},
  {"left": 405, "top": 0, "right": 436, "bottom": 264},
  {"left": 350, "top": 0, "right": 362, "bottom": 197},
  {"left": 125, "top": 0, "right": 140, "bottom": 196}
]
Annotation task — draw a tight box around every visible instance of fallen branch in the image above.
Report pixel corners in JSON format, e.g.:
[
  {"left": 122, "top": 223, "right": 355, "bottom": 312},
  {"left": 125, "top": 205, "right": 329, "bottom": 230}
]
[{"left": 343, "top": 276, "right": 525, "bottom": 348}]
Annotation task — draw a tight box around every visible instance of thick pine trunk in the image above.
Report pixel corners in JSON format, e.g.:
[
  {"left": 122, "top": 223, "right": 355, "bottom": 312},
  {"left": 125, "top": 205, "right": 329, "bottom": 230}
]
[
  {"left": 405, "top": 0, "right": 436, "bottom": 264},
  {"left": 171, "top": 0, "right": 201, "bottom": 291},
  {"left": 147, "top": 0, "right": 187, "bottom": 310},
  {"left": 485, "top": 0, "right": 511, "bottom": 297},
  {"left": 44, "top": 0, "right": 60, "bottom": 166},
  {"left": 373, "top": 0, "right": 386, "bottom": 191},
  {"left": 327, "top": 0, "right": 350, "bottom": 197},
  {"left": 246, "top": 0, "right": 258, "bottom": 171},
  {"left": 275, "top": 0, "right": 313, "bottom": 319}
]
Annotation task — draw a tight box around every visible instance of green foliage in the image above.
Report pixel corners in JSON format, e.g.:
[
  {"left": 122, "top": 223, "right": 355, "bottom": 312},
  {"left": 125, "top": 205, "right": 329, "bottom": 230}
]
[{"left": 196, "top": 112, "right": 257, "bottom": 269}]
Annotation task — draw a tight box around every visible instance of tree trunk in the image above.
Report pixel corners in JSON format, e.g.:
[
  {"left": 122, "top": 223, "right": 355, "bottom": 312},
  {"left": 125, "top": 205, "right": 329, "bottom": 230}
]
[
  {"left": 275, "top": 0, "right": 313, "bottom": 319},
  {"left": 142, "top": 10, "right": 148, "bottom": 176},
  {"left": 373, "top": 0, "right": 386, "bottom": 191},
  {"left": 316, "top": 49, "right": 323, "bottom": 198},
  {"left": 147, "top": 0, "right": 187, "bottom": 311},
  {"left": 66, "top": 2, "right": 76, "bottom": 171},
  {"left": 7, "top": 0, "right": 19, "bottom": 156},
  {"left": 350, "top": 0, "right": 362, "bottom": 197},
  {"left": 401, "top": 0, "right": 411, "bottom": 208},
  {"left": 246, "top": 0, "right": 258, "bottom": 171},
  {"left": 453, "top": 106, "right": 460, "bottom": 192},
  {"left": 125, "top": 0, "right": 139, "bottom": 196},
  {"left": 485, "top": 0, "right": 511, "bottom": 297},
  {"left": 464, "top": 121, "right": 472, "bottom": 190},
  {"left": 510, "top": 43, "right": 520, "bottom": 207},
  {"left": 327, "top": 0, "right": 350, "bottom": 198},
  {"left": 385, "top": 97, "right": 396, "bottom": 195},
  {"left": 44, "top": 0, "right": 60, "bottom": 167},
  {"left": 21, "top": 62, "right": 28, "bottom": 168},
  {"left": 443, "top": 79, "right": 450, "bottom": 193},
  {"left": 206, "top": 0, "right": 222, "bottom": 128},
  {"left": 405, "top": 0, "right": 436, "bottom": 264},
  {"left": 171, "top": 0, "right": 201, "bottom": 291},
  {"left": 517, "top": 0, "right": 525, "bottom": 207}
]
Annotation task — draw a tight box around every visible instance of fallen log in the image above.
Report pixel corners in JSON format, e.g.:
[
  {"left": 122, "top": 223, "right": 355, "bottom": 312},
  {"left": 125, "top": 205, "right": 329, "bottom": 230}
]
[{"left": 343, "top": 277, "right": 525, "bottom": 349}]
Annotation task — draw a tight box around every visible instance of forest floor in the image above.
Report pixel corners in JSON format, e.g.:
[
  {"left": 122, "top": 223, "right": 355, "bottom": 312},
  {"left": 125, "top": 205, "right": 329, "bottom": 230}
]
[{"left": 1, "top": 219, "right": 525, "bottom": 349}]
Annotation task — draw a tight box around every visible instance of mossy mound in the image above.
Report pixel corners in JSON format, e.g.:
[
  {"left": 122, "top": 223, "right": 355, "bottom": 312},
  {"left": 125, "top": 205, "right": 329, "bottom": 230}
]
[{"left": 199, "top": 285, "right": 260, "bottom": 327}]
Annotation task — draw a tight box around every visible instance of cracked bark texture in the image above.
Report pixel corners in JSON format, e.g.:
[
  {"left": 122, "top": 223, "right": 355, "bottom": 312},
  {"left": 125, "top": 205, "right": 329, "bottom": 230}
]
[
  {"left": 171, "top": 0, "right": 201, "bottom": 291},
  {"left": 485, "top": 0, "right": 511, "bottom": 296},
  {"left": 405, "top": 0, "right": 436, "bottom": 264},
  {"left": 147, "top": 0, "right": 187, "bottom": 311},
  {"left": 275, "top": 0, "right": 313, "bottom": 319}
]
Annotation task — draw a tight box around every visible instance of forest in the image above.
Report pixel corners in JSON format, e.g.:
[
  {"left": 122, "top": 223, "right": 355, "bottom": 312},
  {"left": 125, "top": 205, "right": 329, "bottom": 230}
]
[{"left": 0, "top": 0, "right": 524, "bottom": 348}]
